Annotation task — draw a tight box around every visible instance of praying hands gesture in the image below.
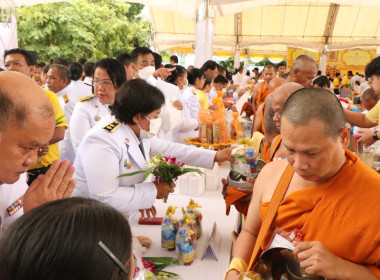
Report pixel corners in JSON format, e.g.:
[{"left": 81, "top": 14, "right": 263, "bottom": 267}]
[{"left": 23, "top": 159, "right": 76, "bottom": 213}]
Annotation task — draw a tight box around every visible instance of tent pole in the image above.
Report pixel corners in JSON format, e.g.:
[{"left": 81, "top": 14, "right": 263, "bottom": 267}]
[{"left": 194, "top": 0, "right": 214, "bottom": 68}]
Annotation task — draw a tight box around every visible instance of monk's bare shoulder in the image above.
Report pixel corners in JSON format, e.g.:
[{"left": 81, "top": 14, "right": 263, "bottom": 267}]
[{"left": 255, "top": 159, "right": 288, "bottom": 202}]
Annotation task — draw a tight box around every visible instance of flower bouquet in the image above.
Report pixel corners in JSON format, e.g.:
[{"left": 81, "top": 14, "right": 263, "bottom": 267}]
[{"left": 119, "top": 152, "right": 203, "bottom": 202}]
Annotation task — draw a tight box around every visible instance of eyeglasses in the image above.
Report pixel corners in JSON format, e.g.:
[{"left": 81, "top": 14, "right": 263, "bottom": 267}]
[
  {"left": 93, "top": 80, "right": 114, "bottom": 87},
  {"left": 98, "top": 241, "right": 129, "bottom": 275}
]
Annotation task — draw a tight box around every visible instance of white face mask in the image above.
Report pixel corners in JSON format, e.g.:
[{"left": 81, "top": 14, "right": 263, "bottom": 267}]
[
  {"left": 138, "top": 66, "right": 156, "bottom": 81},
  {"left": 180, "top": 77, "right": 188, "bottom": 88},
  {"left": 138, "top": 116, "right": 162, "bottom": 139}
]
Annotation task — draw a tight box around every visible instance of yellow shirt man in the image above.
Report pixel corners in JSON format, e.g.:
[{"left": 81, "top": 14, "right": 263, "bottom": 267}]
[
  {"left": 333, "top": 77, "right": 340, "bottom": 90},
  {"left": 366, "top": 100, "right": 380, "bottom": 126},
  {"left": 29, "top": 89, "right": 68, "bottom": 170}
]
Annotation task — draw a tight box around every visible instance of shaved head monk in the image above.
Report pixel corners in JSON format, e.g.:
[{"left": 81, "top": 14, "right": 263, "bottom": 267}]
[
  {"left": 225, "top": 88, "right": 380, "bottom": 280},
  {"left": 0, "top": 71, "right": 75, "bottom": 229},
  {"left": 286, "top": 55, "right": 318, "bottom": 87}
]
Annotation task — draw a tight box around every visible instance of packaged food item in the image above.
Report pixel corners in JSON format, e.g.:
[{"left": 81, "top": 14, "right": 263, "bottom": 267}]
[
  {"left": 176, "top": 229, "right": 196, "bottom": 266},
  {"left": 210, "top": 110, "right": 230, "bottom": 143},
  {"left": 198, "top": 109, "right": 212, "bottom": 143},
  {"left": 161, "top": 217, "right": 175, "bottom": 251},
  {"left": 230, "top": 112, "right": 243, "bottom": 140},
  {"left": 185, "top": 199, "right": 202, "bottom": 239}
]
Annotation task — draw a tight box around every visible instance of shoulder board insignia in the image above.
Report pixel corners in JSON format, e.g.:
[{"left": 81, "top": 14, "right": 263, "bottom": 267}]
[
  {"left": 63, "top": 94, "right": 69, "bottom": 103},
  {"left": 192, "top": 89, "right": 197, "bottom": 95},
  {"left": 77, "top": 94, "right": 95, "bottom": 102},
  {"left": 103, "top": 121, "right": 121, "bottom": 133}
]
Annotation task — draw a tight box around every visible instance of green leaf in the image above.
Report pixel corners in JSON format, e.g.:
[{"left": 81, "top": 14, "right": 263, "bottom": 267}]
[{"left": 118, "top": 170, "right": 147, "bottom": 178}]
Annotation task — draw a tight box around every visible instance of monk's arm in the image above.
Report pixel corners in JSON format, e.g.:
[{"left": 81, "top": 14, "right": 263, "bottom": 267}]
[
  {"left": 225, "top": 165, "right": 270, "bottom": 280},
  {"left": 251, "top": 82, "right": 261, "bottom": 112},
  {"left": 253, "top": 103, "right": 264, "bottom": 132},
  {"left": 344, "top": 110, "right": 376, "bottom": 128}
]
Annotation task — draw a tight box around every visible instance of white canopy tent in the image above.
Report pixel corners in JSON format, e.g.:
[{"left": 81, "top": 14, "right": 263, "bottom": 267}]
[{"left": 126, "top": 0, "right": 380, "bottom": 68}]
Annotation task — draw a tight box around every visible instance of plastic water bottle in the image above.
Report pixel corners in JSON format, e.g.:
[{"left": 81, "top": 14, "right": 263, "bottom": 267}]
[
  {"left": 176, "top": 229, "right": 195, "bottom": 266},
  {"left": 245, "top": 148, "right": 258, "bottom": 175},
  {"left": 161, "top": 217, "right": 175, "bottom": 251}
]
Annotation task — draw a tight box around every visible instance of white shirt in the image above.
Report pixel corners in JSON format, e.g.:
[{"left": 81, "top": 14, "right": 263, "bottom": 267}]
[
  {"left": 182, "top": 85, "right": 201, "bottom": 120},
  {"left": 54, "top": 86, "right": 72, "bottom": 111},
  {"left": 83, "top": 77, "right": 93, "bottom": 88},
  {"left": 70, "top": 95, "right": 111, "bottom": 154},
  {"left": 0, "top": 173, "right": 28, "bottom": 235},
  {"left": 67, "top": 80, "right": 92, "bottom": 99},
  {"left": 146, "top": 76, "right": 184, "bottom": 141},
  {"left": 209, "top": 86, "right": 218, "bottom": 105},
  {"left": 72, "top": 115, "right": 216, "bottom": 216}
]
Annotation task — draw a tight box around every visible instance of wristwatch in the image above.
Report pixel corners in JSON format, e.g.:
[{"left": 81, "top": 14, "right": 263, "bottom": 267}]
[{"left": 373, "top": 131, "right": 379, "bottom": 141}]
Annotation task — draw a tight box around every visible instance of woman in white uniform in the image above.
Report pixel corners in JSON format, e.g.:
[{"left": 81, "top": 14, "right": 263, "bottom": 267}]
[
  {"left": 70, "top": 58, "right": 126, "bottom": 154},
  {"left": 182, "top": 68, "right": 205, "bottom": 120},
  {"left": 165, "top": 65, "right": 198, "bottom": 143},
  {"left": 72, "top": 79, "right": 233, "bottom": 216}
]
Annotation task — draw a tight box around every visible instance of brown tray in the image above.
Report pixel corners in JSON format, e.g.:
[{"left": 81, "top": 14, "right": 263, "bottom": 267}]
[{"left": 184, "top": 137, "right": 235, "bottom": 150}]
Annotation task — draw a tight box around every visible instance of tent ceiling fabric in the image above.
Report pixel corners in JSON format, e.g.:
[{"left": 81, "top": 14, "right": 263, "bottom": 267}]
[{"left": 143, "top": 1, "right": 380, "bottom": 55}]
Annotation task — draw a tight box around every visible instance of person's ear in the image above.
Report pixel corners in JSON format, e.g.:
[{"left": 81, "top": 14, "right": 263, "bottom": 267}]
[
  {"left": 340, "top": 126, "right": 351, "bottom": 148},
  {"left": 132, "top": 113, "right": 143, "bottom": 124}
]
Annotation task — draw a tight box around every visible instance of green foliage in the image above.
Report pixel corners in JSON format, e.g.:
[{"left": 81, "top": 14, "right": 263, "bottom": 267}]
[
  {"left": 17, "top": 0, "right": 151, "bottom": 62},
  {"left": 219, "top": 57, "right": 243, "bottom": 73}
]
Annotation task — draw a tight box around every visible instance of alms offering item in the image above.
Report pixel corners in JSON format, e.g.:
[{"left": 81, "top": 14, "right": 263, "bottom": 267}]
[{"left": 119, "top": 152, "right": 203, "bottom": 202}]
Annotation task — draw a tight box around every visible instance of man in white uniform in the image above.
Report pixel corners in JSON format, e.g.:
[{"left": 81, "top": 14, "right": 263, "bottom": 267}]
[{"left": 0, "top": 71, "right": 76, "bottom": 234}]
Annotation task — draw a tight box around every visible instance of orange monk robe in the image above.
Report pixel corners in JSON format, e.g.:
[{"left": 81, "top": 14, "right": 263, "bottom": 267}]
[
  {"left": 262, "top": 141, "right": 271, "bottom": 163},
  {"left": 260, "top": 150, "right": 380, "bottom": 277},
  {"left": 255, "top": 82, "right": 270, "bottom": 106},
  {"left": 270, "top": 134, "right": 284, "bottom": 161}
]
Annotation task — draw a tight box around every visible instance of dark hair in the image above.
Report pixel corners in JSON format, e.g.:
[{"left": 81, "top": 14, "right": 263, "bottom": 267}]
[
  {"left": 165, "top": 65, "right": 186, "bottom": 85},
  {"left": 281, "top": 87, "right": 345, "bottom": 139},
  {"left": 94, "top": 58, "right": 126, "bottom": 89},
  {"left": 313, "top": 75, "right": 330, "bottom": 88},
  {"left": 112, "top": 79, "right": 165, "bottom": 125},
  {"left": 49, "top": 64, "right": 70, "bottom": 80},
  {"left": 0, "top": 197, "right": 132, "bottom": 280},
  {"left": 170, "top": 55, "right": 178, "bottom": 64},
  {"left": 84, "top": 62, "right": 95, "bottom": 77},
  {"left": 200, "top": 60, "right": 218, "bottom": 72},
  {"left": 116, "top": 52, "right": 132, "bottom": 66},
  {"left": 34, "top": 63, "right": 43, "bottom": 68},
  {"left": 214, "top": 75, "right": 228, "bottom": 84},
  {"left": 43, "top": 64, "right": 50, "bottom": 74},
  {"left": 336, "top": 72, "right": 341, "bottom": 77},
  {"left": 52, "top": 57, "right": 69, "bottom": 67},
  {"left": 153, "top": 52, "right": 162, "bottom": 70},
  {"left": 217, "top": 65, "right": 226, "bottom": 75},
  {"left": 68, "top": 62, "right": 83, "bottom": 81},
  {"left": 187, "top": 68, "right": 204, "bottom": 85},
  {"left": 254, "top": 67, "right": 259, "bottom": 71},
  {"left": 4, "top": 48, "right": 35, "bottom": 66},
  {"left": 277, "top": 62, "right": 286, "bottom": 69},
  {"left": 202, "top": 73, "right": 213, "bottom": 89},
  {"left": 130, "top": 47, "right": 153, "bottom": 64},
  {"left": 365, "top": 57, "right": 380, "bottom": 78},
  {"left": 77, "top": 58, "right": 87, "bottom": 66}
]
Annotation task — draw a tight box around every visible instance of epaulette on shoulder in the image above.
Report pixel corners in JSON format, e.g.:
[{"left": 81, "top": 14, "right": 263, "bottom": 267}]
[
  {"left": 77, "top": 94, "right": 95, "bottom": 102},
  {"left": 63, "top": 94, "right": 69, "bottom": 103},
  {"left": 103, "top": 121, "right": 121, "bottom": 133}
]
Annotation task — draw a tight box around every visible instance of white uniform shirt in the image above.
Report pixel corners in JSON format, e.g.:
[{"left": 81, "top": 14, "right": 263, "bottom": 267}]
[
  {"left": 72, "top": 115, "right": 216, "bottom": 216},
  {"left": 54, "top": 86, "right": 72, "bottom": 111},
  {"left": 209, "top": 86, "right": 218, "bottom": 105},
  {"left": 70, "top": 95, "right": 112, "bottom": 154},
  {"left": 58, "top": 96, "right": 76, "bottom": 163},
  {"left": 83, "top": 77, "right": 93, "bottom": 88},
  {"left": 182, "top": 85, "right": 201, "bottom": 120},
  {"left": 0, "top": 173, "right": 28, "bottom": 235},
  {"left": 67, "top": 80, "right": 92, "bottom": 99},
  {"left": 146, "top": 76, "right": 185, "bottom": 141}
]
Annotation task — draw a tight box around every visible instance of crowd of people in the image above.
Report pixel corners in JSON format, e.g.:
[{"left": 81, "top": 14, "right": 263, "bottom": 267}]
[{"left": 1, "top": 46, "right": 380, "bottom": 279}]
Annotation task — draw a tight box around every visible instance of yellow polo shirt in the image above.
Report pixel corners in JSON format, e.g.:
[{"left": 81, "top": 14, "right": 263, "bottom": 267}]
[
  {"left": 29, "top": 89, "right": 68, "bottom": 170},
  {"left": 366, "top": 100, "right": 380, "bottom": 126},
  {"left": 197, "top": 89, "right": 209, "bottom": 109},
  {"left": 333, "top": 77, "right": 340, "bottom": 89}
]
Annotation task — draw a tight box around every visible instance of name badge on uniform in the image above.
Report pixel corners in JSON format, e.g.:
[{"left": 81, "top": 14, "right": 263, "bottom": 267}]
[{"left": 124, "top": 159, "right": 131, "bottom": 169}]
